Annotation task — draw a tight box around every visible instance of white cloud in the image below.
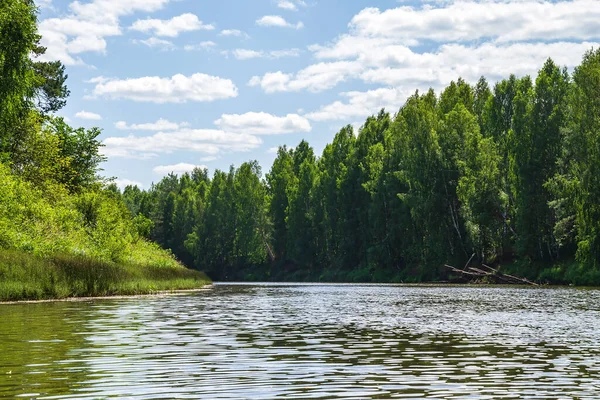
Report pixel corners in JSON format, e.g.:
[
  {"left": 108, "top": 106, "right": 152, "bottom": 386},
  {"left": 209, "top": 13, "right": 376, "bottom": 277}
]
[
  {"left": 231, "top": 48, "right": 300, "bottom": 60},
  {"left": 114, "top": 178, "right": 144, "bottom": 189},
  {"left": 115, "top": 119, "right": 188, "bottom": 131},
  {"left": 270, "top": 49, "right": 302, "bottom": 58},
  {"left": 153, "top": 163, "right": 208, "bottom": 176},
  {"left": 75, "top": 110, "right": 102, "bottom": 120},
  {"left": 250, "top": 0, "right": 600, "bottom": 98},
  {"left": 219, "top": 29, "right": 249, "bottom": 38},
  {"left": 256, "top": 15, "right": 303, "bottom": 29},
  {"left": 306, "top": 88, "right": 409, "bottom": 122},
  {"left": 102, "top": 129, "right": 262, "bottom": 159},
  {"left": 133, "top": 37, "right": 174, "bottom": 50},
  {"left": 37, "top": 0, "right": 53, "bottom": 9},
  {"left": 86, "top": 76, "right": 109, "bottom": 84},
  {"left": 277, "top": 1, "right": 297, "bottom": 10},
  {"left": 267, "top": 147, "right": 279, "bottom": 154},
  {"left": 214, "top": 112, "right": 311, "bottom": 135},
  {"left": 184, "top": 41, "right": 217, "bottom": 51},
  {"left": 130, "top": 13, "right": 214, "bottom": 37},
  {"left": 232, "top": 49, "right": 263, "bottom": 60},
  {"left": 358, "top": 41, "right": 599, "bottom": 88},
  {"left": 38, "top": 0, "right": 172, "bottom": 65},
  {"left": 276, "top": 0, "right": 306, "bottom": 11},
  {"left": 248, "top": 61, "right": 363, "bottom": 93},
  {"left": 90, "top": 73, "right": 238, "bottom": 103},
  {"left": 68, "top": 0, "right": 171, "bottom": 20},
  {"left": 349, "top": 1, "right": 600, "bottom": 45}
]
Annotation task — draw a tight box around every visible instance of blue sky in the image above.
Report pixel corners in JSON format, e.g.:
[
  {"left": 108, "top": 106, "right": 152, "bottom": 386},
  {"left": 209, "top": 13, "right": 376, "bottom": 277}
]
[{"left": 36, "top": 0, "right": 600, "bottom": 188}]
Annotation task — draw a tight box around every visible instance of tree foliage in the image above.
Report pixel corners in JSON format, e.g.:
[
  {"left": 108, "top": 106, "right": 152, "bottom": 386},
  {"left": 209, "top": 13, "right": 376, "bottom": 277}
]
[
  {"left": 124, "top": 52, "right": 600, "bottom": 285},
  {"left": 0, "top": 2, "right": 188, "bottom": 282}
]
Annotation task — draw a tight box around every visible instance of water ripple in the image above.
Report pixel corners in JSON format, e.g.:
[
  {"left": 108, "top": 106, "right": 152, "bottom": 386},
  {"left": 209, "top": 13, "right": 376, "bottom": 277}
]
[{"left": 1, "top": 284, "right": 600, "bottom": 398}]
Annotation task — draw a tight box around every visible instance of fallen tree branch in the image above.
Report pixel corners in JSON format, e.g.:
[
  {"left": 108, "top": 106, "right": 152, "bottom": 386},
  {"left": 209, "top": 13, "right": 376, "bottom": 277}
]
[{"left": 444, "top": 263, "right": 538, "bottom": 285}]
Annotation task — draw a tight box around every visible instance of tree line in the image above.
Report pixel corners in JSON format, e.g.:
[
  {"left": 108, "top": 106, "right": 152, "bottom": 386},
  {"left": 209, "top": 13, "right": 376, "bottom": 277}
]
[{"left": 120, "top": 52, "right": 600, "bottom": 285}]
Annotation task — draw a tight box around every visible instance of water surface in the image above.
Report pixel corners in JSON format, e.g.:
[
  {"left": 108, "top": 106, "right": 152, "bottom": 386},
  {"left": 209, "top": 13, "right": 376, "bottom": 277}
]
[{"left": 1, "top": 283, "right": 599, "bottom": 398}]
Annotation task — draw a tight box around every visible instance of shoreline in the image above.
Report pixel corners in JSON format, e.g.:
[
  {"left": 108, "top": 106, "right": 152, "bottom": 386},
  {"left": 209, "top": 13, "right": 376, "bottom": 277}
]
[
  {"left": 0, "top": 249, "right": 213, "bottom": 303},
  {"left": 0, "top": 285, "right": 214, "bottom": 305}
]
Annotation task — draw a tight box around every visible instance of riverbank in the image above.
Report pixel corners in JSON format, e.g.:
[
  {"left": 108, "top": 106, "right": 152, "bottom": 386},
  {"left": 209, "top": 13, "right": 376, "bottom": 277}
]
[
  {"left": 0, "top": 249, "right": 211, "bottom": 302},
  {"left": 219, "top": 259, "right": 600, "bottom": 286},
  {"left": 0, "top": 288, "right": 212, "bottom": 304}
]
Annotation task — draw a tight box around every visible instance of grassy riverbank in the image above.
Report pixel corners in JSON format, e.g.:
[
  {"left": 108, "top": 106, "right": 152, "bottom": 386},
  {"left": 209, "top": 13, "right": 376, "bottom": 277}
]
[
  {"left": 0, "top": 163, "right": 210, "bottom": 302},
  {"left": 0, "top": 246, "right": 210, "bottom": 301}
]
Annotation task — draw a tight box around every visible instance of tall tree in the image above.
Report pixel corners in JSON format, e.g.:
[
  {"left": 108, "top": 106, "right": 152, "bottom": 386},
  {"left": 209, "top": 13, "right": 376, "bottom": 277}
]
[
  {"left": 286, "top": 141, "right": 317, "bottom": 271},
  {"left": 266, "top": 146, "right": 294, "bottom": 262},
  {"left": 563, "top": 49, "right": 600, "bottom": 269}
]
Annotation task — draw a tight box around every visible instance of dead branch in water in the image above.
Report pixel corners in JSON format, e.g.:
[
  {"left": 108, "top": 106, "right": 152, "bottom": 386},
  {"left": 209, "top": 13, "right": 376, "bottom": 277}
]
[{"left": 444, "top": 263, "right": 538, "bottom": 286}]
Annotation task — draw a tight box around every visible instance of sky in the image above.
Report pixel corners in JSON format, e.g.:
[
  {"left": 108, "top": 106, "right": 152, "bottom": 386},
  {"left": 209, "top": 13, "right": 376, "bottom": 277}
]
[{"left": 36, "top": 0, "right": 600, "bottom": 189}]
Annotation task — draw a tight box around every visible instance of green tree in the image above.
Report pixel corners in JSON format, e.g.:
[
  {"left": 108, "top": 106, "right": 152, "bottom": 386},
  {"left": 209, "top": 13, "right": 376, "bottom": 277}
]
[
  {"left": 266, "top": 146, "right": 294, "bottom": 262},
  {"left": 563, "top": 49, "right": 600, "bottom": 269},
  {"left": 0, "top": 0, "right": 39, "bottom": 153},
  {"left": 286, "top": 141, "right": 317, "bottom": 271}
]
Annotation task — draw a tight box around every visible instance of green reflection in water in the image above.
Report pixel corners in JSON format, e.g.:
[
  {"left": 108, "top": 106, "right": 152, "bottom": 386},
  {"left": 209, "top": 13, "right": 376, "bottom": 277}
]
[
  {"left": 0, "top": 284, "right": 599, "bottom": 399},
  {"left": 0, "top": 302, "right": 92, "bottom": 398}
]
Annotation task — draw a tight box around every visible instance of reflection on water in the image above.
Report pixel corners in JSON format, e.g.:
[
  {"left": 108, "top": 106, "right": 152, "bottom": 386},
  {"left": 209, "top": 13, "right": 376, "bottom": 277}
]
[{"left": 1, "top": 284, "right": 600, "bottom": 398}]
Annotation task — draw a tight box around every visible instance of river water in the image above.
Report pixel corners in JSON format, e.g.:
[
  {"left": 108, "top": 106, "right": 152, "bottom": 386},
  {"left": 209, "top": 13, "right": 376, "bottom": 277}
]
[{"left": 1, "top": 283, "right": 599, "bottom": 399}]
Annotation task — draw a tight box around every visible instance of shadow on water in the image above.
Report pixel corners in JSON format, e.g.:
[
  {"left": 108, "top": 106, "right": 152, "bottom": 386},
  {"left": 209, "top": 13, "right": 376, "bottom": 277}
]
[{"left": 1, "top": 283, "right": 600, "bottom": 398}]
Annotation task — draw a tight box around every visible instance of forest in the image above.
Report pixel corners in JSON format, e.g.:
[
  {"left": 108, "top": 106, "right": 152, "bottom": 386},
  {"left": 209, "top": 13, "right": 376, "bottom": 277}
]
[
  {"left": 0, "top": 0, "right": 208, "bottom": 300},
  {"left": 120, "top": 51, "right": 600, "bottom": 285}
]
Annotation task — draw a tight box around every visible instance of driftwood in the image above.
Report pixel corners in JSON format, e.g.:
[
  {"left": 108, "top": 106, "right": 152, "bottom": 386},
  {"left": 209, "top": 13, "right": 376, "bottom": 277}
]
[{"left": 444, "top": 262, "right": 538, "bottom": 286}]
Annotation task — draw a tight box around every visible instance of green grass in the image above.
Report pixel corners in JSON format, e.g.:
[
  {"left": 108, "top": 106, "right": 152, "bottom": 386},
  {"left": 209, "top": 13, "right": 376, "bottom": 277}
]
[
  {"left": 0, "top": 248, "right": 211, "bottom": 301},
  {"left": 0, "top": 162, "right": 211, "bottom": 301}
]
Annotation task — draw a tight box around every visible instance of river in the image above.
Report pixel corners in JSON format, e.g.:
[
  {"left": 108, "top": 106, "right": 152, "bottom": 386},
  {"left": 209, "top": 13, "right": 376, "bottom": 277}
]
[{"left": 1, "top": 283, "right": 599, "bottom": 398}]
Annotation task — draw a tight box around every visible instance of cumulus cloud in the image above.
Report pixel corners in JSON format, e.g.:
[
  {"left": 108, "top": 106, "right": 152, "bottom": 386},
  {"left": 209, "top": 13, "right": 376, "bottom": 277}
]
[
  {"left": 38, "top": 0, "right": 172, "bottom": 65},
  {"left": 277, "top": 1, "right": 296, "bottom": 11},
  {"left": 214, "top": 112, "right": 311, "bottom": 135},
  {"left": 219, "top": 29, "right": 249, "bottom": 38},
  {"left": 358, "top": 41, "right": 599, "bottom": 88},
  {"left": 130, "top": 13, "right": 214, "bottom": 37},
  {"left": 299, "top": 41, "right": 598, "bottom": 122},
  {"left": 248, "top": 61, "right": 363, "bottom": 93},
  {"left": 90, "top": 73, "right": 238, "bottom": 103},
  {"left": 222, "top": 0, "right": 600, "bottom": 133},
  {"left": 305, "top": 88, "right": 409, "bottom": 122},
  {"left": 256, "top": 15, "right": 303, "bottom": 29},
  {"left": 153, "top": 163, "right": 208, "bottom": 176},
  {"left": 75, "top": 110, "right": 102, "bottom": 120},
  {"left": 232, "top": 49, "right": 262, "bottom": 60},
  {"left": 102, "top": 129, "right": 262, "bottom": 159},
  {"left": 113, "top": 178, "right": 144, "bottom": 189},
  {"left": 231, "top": 48, "right": 300, "bottom": 60},
  {"left": 184, "top": 41, "right": 217, "bottom": 51},
  {"left": 277, "top": 0, "right": 306, "bottom": 11},
  {"left": 251, "top": 0, "right": 600, "bottom": 98},
  {"left": 37, "top": 0, "right": 53, "bottom": 9},
  {"left": 349, "top": 1, "right": 600, "bottom": 45},
  {"left": 115, "top": 118, "right": 188, "bottom": 131},
  {"left": 133, "top": 37, "right": 174, "bottom": 50}
]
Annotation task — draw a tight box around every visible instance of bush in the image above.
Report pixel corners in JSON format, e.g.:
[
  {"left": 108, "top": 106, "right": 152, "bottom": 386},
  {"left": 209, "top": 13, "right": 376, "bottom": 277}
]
[{"left": 0, "top": 163, "right": 210, "bottom": 301}]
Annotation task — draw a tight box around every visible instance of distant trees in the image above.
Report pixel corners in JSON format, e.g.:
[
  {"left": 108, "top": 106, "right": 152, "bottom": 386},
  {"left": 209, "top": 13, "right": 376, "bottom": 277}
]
[{"left": 124, "top": 51, "right": 600, "bottom": 284}]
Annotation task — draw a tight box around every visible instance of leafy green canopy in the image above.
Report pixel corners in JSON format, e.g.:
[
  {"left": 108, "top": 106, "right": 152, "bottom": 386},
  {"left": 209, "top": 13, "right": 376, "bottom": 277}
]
[{"left": 125, "top": 50, "right": 600, "bottom": 285}]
